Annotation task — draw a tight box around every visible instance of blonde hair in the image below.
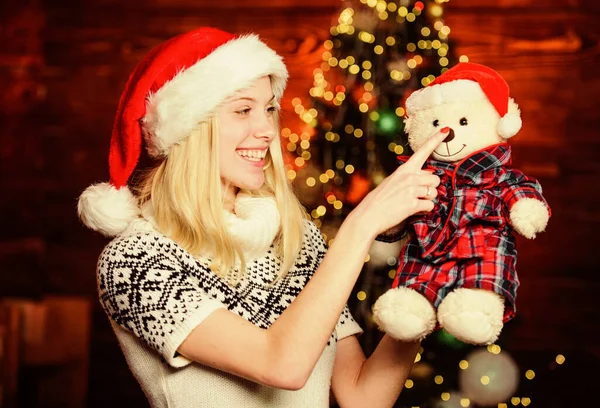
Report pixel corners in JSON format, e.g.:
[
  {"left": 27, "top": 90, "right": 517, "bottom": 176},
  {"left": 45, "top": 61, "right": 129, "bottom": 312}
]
[{"left": 136, "top": 114, "right": 307, "bottom": 283}]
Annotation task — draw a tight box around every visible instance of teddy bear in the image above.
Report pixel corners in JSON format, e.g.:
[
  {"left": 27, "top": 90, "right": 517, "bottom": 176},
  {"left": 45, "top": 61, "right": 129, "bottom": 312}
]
[{"left": 372, "top": 62, "right": 551, "bottom": 345}]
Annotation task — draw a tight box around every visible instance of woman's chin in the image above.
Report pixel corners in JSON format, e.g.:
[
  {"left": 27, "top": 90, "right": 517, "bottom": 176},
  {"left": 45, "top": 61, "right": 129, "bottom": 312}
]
[{"left": 235, "top": 177, "right": 265, "bottom": 192}]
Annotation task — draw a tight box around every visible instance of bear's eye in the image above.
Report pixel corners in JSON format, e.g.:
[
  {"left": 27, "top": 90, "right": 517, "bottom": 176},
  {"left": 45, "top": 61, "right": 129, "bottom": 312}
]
[
  {"left": 459, "top": 117, "right": 468, "bottom": 126},
  {"left": 432, "top": 119, "right": 439, "bottom": 127}
]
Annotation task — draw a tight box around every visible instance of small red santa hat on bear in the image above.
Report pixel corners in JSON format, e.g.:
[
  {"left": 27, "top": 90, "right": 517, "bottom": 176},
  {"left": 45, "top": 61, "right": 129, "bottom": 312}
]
[
  {"left": 77, "top": 27, "right": 288, "bottom": 237},
  {"left": 405, "top": 62, "right": 522, "bottom": 139}
]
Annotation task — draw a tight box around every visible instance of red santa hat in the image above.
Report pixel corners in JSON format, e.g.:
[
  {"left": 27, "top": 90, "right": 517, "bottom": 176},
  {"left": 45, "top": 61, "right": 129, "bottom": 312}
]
[
  {"left": 405, "top": 62, "right": 522, "bottom": 139},
  {"left": 77, "top": 27, "right": 288, "bottom": 237}
]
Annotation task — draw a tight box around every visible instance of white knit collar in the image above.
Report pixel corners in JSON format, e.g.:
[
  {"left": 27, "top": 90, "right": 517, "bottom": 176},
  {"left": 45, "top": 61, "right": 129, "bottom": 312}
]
[
  {"left": 135, "top": 193, "right": 280, "bottom": 261},
  {"left": 224, "top": 192, "right": 281, "bottom": 261}
]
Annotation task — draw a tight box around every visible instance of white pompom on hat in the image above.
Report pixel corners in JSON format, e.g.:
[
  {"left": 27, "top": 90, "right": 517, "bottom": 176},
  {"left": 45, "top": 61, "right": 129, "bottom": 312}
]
[
  {"left": 77, "top": 27, "right": 288, "bottom": 237},
  {"left": 405, "top": 62, "right": 522, "bottom": 139}
]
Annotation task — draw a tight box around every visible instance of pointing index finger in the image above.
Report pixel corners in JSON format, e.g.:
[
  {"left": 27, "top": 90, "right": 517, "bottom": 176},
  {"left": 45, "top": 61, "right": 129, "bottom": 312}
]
[{"left": 403, "top": 128, "right": 449, "bottom": 171}]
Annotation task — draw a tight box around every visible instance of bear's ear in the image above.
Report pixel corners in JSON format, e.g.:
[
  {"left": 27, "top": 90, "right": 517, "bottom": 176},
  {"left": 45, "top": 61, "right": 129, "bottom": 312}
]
[{"left": 498, "top": 97, "right": 522, "bottom": 139}]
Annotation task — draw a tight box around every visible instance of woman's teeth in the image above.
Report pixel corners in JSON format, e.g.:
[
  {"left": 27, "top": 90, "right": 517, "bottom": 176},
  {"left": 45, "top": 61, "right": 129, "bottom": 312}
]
[{"left": 236, "top": 150, "right": 266, "bottom": 162}]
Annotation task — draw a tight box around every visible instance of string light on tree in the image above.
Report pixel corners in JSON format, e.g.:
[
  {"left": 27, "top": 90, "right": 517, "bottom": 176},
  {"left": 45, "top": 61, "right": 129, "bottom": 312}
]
[
  {"left": 373, "top": 108, "right": 403, "bottom": 136},
  {"left": 435, "top": 328, "right": 467, "bottom": 349},
  {"left": 459, "top": 348, "right": 519, "bottom": 406}
]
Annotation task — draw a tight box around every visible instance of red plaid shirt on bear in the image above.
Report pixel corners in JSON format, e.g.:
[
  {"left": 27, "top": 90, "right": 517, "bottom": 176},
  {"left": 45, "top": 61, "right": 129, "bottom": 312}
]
[{"left": 393, "top": 143, "right": 550, "bottom": 322}]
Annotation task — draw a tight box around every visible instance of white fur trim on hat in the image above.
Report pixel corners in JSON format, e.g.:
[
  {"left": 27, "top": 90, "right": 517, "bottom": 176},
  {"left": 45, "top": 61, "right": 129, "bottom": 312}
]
[
  {"left": 498, "top": 98, "right": 522, "bottom": 138},
  {"left": 77, "top": 183, "right": 140, "bottom": 237},
  {"left": 142, "top": 34, "right": 288, "bottom": 157},
  {"left": 406, "top": 79, "right": 486, "bottom": 115}
]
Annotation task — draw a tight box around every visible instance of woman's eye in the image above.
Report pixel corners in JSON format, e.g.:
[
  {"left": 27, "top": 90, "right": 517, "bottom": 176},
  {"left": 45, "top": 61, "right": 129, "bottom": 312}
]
[
  {"left": 460, "top": 117, "right": 468, "bottom": 126},
  {"left": 432, "top": 119, "right": 439, "bottom": 127},
  {"left": 236, "top": 108, "right": 251, "bottom": 116},
  {"left": 267, "top": 106, "right": 277, "bottom": 114}
]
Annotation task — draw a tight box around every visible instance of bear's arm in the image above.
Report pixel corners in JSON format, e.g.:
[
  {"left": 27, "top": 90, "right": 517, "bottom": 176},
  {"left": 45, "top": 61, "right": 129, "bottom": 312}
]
[{"left": 499, "top": 168, "right": 551, "bottom": 215}]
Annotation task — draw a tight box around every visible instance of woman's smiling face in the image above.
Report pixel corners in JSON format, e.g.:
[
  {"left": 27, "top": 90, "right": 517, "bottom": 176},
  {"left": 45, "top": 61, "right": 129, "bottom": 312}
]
[{"left": 217, "top": 76, "right": 278, "bottom": 201}]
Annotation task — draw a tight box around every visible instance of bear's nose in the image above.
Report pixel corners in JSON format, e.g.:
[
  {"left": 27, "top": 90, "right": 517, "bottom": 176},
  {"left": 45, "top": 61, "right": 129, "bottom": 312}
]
[{"left": 443, "top": 127, "right": 455, "bottom": 143}]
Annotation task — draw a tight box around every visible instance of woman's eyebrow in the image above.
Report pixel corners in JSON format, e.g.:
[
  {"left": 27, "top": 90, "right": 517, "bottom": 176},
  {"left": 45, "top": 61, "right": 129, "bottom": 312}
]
[{"left": 227, "top": 95, "right": 275, "bottom": 104}]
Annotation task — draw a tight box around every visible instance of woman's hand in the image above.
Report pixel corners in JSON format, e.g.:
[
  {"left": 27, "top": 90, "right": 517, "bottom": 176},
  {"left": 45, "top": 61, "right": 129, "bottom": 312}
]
[{"left": 348, "top": 130, "right": 448, "bottom": 240}]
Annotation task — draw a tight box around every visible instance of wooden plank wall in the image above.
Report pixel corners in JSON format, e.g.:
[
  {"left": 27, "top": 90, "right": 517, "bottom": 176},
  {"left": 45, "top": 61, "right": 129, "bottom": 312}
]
[{"left": 1, "top": 0, "right": 599, "bottom": 405}]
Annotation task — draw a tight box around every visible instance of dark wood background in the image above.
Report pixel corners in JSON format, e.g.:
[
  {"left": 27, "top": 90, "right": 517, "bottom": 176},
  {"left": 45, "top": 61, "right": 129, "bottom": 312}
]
[{"left": 2, "top": 0, "right": 599, "bottom": 406}]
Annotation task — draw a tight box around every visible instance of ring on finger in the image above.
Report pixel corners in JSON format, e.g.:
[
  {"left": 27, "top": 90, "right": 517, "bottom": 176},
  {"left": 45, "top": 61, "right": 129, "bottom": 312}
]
[{"left": 426, "top": 186, "right": 432, "bottom": 197}]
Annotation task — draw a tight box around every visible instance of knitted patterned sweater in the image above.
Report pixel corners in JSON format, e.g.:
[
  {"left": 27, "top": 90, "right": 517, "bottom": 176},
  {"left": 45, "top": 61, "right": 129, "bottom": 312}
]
[{"left": 97, "top": 217, "right": 362, "bottom": 408}]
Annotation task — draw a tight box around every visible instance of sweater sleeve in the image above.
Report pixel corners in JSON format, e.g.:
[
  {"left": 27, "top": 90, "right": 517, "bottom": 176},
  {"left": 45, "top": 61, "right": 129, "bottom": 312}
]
[
  {"left": 97, "top": 232, "right": 226, "bottom": 368},
  {"left": 336, "top": 304, "right": 363, "bottom": 340}
]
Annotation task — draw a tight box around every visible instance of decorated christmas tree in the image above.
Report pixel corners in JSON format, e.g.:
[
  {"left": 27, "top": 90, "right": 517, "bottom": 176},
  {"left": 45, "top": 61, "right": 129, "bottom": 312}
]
[{"left": 285, "top": 0, "right": 460, "bottom": 352}]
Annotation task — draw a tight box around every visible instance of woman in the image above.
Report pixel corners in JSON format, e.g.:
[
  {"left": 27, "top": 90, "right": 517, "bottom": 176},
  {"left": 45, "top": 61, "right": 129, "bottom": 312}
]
[{"left": 78, "top": 27, "right": 444, "bottom": 408}]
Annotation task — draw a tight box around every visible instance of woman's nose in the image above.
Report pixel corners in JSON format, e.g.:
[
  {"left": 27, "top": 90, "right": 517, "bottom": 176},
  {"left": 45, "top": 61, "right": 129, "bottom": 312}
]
[{"left": 254, "top": 113, "right": 276, "bottom": 140}]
